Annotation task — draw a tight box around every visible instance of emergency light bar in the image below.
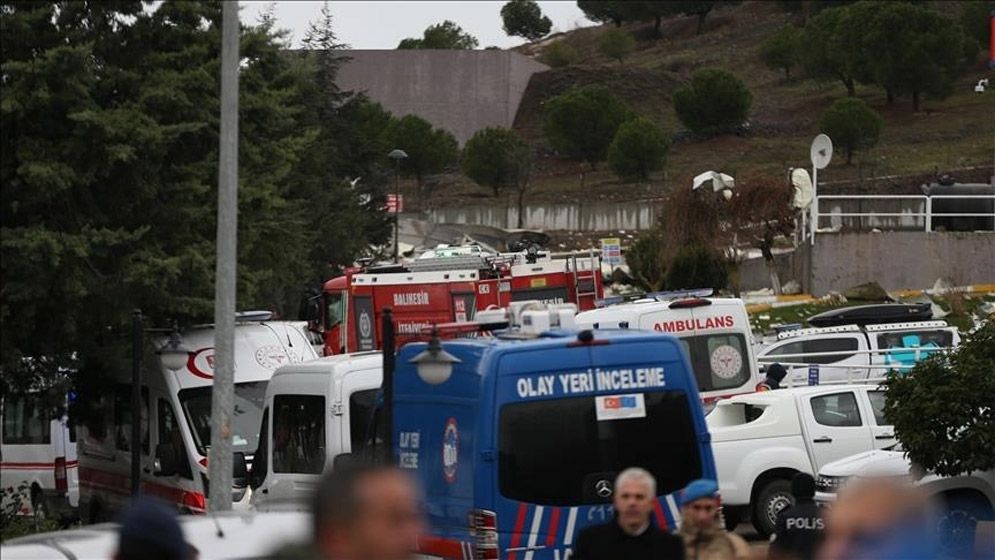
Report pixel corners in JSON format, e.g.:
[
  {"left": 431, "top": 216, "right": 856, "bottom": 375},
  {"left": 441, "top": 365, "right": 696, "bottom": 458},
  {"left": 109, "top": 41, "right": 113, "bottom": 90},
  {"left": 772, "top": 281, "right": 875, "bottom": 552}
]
[{"left": 647, "top": 288, "right": 714, "bottom": 301}]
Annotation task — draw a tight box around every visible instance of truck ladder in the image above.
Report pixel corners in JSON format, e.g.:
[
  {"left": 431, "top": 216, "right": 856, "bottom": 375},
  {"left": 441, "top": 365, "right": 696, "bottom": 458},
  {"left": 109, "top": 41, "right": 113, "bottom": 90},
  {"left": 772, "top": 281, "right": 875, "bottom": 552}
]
[{"left": 569, "top": 249, "right": 600, "bottom": 305}]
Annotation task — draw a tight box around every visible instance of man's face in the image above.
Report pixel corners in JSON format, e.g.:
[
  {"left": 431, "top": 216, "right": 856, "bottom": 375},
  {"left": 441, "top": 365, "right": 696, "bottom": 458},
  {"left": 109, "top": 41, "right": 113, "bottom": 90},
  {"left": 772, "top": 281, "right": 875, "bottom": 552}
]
[
  {"left": 613, "top": 477, "right": 654, "bottom": 528},
  {"left": 683, "top": 497, "right": 720, "bottom": 531},
  {"left": 334, "top": 471, "right": 426, "bottom": 560}
]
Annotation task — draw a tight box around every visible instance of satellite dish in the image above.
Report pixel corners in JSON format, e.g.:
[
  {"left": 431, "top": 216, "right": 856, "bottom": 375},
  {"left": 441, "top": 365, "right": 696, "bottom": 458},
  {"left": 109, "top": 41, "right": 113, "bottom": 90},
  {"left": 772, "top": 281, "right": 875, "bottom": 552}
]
[
  {"left": 791, "top": 168, "right": 814, "bottom": 208},
  {"left": 810, "top": 134, "right": 833, "bottom": 170}
]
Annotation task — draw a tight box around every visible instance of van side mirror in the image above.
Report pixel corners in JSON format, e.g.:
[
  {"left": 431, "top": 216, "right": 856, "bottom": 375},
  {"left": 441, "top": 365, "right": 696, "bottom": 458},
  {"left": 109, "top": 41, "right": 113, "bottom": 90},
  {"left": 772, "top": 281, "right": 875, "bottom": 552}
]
[
  {"left": 233, "top": 452, "right": 248, "bottom": 486},
  {"left": 154, "top": 443, "right": 179, "bottom": 477}
]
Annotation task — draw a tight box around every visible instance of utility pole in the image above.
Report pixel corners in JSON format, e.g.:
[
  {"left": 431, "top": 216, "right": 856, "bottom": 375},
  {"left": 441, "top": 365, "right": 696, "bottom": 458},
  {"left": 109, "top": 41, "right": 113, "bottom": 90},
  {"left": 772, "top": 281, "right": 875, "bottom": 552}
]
[
  {"left": 208, "top": 0, "right": 239, "bottom": 512},
  {"left": 381, "top": 308, "right": 395, "bottom": 464},
  {"left": 130, "top": 310, "right": 143, "bottom": 497}
]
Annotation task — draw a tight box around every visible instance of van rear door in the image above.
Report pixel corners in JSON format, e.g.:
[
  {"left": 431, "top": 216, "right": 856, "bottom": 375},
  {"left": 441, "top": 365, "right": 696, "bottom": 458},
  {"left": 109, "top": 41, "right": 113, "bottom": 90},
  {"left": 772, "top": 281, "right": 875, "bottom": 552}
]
[{"left": 490, "top": 336, "right": 713, "bottom": 555}]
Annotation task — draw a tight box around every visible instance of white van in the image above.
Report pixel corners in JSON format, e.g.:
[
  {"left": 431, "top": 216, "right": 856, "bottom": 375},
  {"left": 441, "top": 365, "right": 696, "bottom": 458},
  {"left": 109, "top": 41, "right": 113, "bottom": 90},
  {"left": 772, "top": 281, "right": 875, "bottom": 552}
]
[
  {"left": 575, "top": 294, "right": 761, "bottom": 403},
  {"left": 250, "top": 352, "right": 382, "bottom": 510},
  {"left": 1, "top": 397, "right": 78, "bottom": 523},
  {"left": 757, "top": 320, "right": 960, "bottom": 385},
  {"left": 77, "top": 318, "right": 317, "bottom": 522}
]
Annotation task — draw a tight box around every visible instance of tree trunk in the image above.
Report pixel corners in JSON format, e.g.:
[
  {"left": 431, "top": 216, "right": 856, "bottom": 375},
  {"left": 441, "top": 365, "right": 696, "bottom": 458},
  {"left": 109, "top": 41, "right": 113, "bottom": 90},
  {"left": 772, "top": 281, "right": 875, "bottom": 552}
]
[
  {"left": 614, "top": 18, "right": 622, "bottom": 28},
  {"left": 516, "top": 184, "right": 528, "bottom": 229},
  {"left": 696, "top": 13, "right": 707, "bottom": 35},
  {"left": 886, "top": 88, "right": 895, "bottom": 104},
  {"left": 785, "top": 66, "right": 791, "bottom": 81},
  {"left": 654, "top": 16, "right": 662, "bottom": 36},
  {"left": 912, "top": 89, "right": 920, "bottom": 112},
  {"left": 843, "top": 77, "right": 855, "bottom": 96},
  {"left": 846, "top": 148, "right": 853, "bottom": 165}
]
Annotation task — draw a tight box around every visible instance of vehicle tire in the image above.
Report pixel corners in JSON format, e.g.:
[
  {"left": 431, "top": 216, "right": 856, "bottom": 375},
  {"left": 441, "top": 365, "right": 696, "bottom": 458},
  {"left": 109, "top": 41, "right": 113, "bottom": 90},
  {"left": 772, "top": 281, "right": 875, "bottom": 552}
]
[
  {"left": 722, "top": 506, "right": 745, "bottom": 531},
  {"left": 752, "top": 479, "right": 794, "bottom": 537},
  {"left": 86, "top": 499, "right": 105, "bottom": 525},
  {"left": 936, "top": 493, "right": 994, "bottom": 558}
]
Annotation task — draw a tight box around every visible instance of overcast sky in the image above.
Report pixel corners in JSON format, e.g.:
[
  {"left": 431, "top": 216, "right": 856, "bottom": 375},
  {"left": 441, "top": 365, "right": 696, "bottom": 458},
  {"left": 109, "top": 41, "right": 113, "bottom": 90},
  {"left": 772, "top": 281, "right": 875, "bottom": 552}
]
[{"left": 240, "top": 1, "right": 596, "bottom": 49}]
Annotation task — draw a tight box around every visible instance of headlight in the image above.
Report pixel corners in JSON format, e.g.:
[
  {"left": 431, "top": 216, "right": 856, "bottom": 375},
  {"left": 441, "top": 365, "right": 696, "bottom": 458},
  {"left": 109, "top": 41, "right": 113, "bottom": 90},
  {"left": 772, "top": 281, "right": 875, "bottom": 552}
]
[{"left": 816, "top": 475, "right": 849, "bottom": 493}]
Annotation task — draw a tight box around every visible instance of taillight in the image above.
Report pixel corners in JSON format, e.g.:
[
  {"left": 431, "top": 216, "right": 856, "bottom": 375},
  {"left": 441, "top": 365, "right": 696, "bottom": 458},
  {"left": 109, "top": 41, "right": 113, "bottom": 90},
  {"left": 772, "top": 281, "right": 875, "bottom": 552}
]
[
  {"left": 668, "top": 298, "right": 712, "bottom": 309},
  {"left": 198, "top": 457, "right": 208, "bottom": 469},
  {"left": 54, "top": 457, "right": 68, "bottom": 493},
  {"left": 469, "top": 508, "right": 498, "bottom": 560}
]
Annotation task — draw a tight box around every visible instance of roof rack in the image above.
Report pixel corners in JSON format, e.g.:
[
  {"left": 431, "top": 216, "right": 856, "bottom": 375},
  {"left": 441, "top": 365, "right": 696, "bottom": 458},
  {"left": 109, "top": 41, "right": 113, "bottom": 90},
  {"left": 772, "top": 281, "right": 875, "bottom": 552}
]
[
  {"left": 777, "top": 324, "right": 861, "bottom": 340},
  {"left": 864, "top": 320, "right": 949, "bottom": 332}
]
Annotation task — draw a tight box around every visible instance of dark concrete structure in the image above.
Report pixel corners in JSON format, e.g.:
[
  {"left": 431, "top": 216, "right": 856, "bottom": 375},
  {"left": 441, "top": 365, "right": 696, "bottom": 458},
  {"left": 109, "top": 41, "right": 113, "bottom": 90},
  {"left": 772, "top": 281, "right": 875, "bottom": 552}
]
[{"left": 337, "top": 50, "right": 548, "bottom": 145}]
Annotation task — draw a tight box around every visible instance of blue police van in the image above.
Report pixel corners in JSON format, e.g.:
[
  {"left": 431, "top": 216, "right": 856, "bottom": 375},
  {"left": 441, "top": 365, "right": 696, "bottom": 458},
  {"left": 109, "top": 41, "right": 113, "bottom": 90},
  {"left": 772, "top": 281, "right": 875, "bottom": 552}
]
[{"left": 394, "top": 317, "right": 716, "bottom": 560}]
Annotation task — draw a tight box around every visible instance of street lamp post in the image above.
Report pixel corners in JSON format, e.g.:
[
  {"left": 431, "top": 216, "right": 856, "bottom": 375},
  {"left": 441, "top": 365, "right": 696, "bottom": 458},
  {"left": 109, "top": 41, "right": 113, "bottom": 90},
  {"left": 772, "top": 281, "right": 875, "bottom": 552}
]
[
  {"left": 130, "top": 310, "right": 143, "bottom": 497},
  {"left": 387, "top": 149, "right": 408, "bottom": 263}
]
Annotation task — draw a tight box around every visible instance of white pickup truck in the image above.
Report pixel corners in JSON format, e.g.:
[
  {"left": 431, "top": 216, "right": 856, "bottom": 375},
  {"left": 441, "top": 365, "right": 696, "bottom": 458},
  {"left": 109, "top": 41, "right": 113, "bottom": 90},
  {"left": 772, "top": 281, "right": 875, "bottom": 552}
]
[{"left": 707, "top": 385, "right": 895, "bottom": 536}]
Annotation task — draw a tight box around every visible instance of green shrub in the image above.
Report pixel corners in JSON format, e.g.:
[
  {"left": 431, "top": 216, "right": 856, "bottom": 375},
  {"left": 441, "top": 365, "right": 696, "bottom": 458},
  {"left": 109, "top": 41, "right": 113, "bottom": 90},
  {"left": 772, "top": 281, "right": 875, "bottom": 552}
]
[
  {"left": 665, "top": 243, "right": 728, "bottom": 291},
  {"left": 819, "top": 97, "right": 883, "bottom": 164},
  {"left": 540, "top": 41, "right": 577, "bottom": 68},
  {"left": 542, "top": 85, "right": 634, "bottom": 167},
  {"left": 607, "top": 117, "right": 670, "bottom": 181},
  {"left": 599, "top": 28, "right": 636, "bottom": 64},
  {"left": 673, "top": 68, "right": 752, "bottom": 134}
]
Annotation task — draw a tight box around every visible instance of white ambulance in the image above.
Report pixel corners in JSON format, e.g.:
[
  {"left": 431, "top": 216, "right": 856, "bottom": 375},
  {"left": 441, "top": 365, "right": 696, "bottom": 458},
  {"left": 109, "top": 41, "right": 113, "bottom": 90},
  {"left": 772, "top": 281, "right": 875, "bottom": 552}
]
[
  {"left": 575, "top": 291, "right": 761, "bottom": 403},
  {"left": 77, "top": 316, "right": 318, "bottom": 522},
  {"left": 250, "top": 352, "right": 383, "bottom": 510},
  {"left": 1, "top": 398, "right": 78, "bottom": 523}
]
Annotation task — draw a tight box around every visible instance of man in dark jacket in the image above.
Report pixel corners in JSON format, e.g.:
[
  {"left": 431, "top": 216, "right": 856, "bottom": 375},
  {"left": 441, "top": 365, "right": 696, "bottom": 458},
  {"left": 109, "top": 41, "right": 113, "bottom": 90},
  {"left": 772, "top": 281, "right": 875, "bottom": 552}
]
[
  {"left": 769, "top": 473, "right": 825, "bottom": 560},
  {"left": 760, "top": 363, "right": 788, "bottom": 390},
  {"left": 574, "top": 467, "right": 685, "bottom": 560}
]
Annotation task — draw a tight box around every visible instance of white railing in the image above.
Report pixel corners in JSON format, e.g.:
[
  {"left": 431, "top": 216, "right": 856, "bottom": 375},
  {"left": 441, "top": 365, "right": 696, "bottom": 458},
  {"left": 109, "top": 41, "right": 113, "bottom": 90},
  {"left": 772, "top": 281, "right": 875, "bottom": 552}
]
[
  {"left": 811, "top": 194, "right": 994, "bottom": 236},
  {"left": 757, "top": 346, "right": 953, "bottom": 387}
]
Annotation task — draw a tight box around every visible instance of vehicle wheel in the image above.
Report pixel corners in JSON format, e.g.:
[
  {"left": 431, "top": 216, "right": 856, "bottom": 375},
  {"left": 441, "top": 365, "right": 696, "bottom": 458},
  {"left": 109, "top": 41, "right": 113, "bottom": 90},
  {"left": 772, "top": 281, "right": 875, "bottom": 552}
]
[
  {"left": 86, "top": 499, "right": 105, "bottom": 525},
  {"left": 722, "top": 506, "right": 745, "bottom": 532},
  {"left": 936, "top": 493, "right": 994, "bottom": 558},
  {"left": 752, "top": 479, "right": 794, "bottom": 537}
]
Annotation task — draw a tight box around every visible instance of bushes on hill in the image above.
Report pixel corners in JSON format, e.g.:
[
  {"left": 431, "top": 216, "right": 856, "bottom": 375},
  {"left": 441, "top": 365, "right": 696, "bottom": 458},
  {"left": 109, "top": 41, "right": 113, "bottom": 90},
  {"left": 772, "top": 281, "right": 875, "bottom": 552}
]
[
  {"left": 819, "top": 97, "right": 882, "bottom": 164},
  {"left": 542, "top": 85, "right": 634, "bottom": 167},
  {"left": 673, "top": 68, "right": 752, "bottom": 134},
  {"left": 599, "top": 28, "right": 636, "bottom": 64},
  {"left": 759, "top": 25, "right": 803, "bottom": 80},
  {"left": 607, "top": 117, "right": 669, "bottom": 181},
  {"left": 540, "top": 41, "right": 578, "bottom": 67},
  {"left": 666, "top": 243, "right": 729, "bottom": 291}
]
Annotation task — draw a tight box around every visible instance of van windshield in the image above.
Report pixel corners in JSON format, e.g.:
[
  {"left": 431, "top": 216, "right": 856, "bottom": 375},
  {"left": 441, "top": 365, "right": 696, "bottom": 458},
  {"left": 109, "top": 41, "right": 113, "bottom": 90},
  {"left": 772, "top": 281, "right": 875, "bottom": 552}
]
[
  {"left": 179, "top": 382, "right": 267, "bottom": 455},
  {"left": 679, "top": 333, "right": 751, "bottom": 392},
  {"left": 499, "top": 391, "right": 702, "bottom": 506}
]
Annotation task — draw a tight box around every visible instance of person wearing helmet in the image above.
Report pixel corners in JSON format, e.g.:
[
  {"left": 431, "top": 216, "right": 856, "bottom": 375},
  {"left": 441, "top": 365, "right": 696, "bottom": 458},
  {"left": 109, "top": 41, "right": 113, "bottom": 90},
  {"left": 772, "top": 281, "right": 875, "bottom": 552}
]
[{"left": 676, "top": 479, "right": 750, "bottom": 560}]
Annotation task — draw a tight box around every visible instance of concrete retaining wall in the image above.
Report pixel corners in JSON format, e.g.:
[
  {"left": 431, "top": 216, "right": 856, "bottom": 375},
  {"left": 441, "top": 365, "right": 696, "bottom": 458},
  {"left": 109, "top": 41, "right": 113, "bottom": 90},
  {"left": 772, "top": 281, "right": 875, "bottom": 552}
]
[
  {"left": 808, "top": 232, "right": 995, "bottom": 295},
  {"left": 426, "top": 201, "right": 658, "bottom": 231},
  {"left": 337, "top": 50, "right": 547, "bottom": 145},
  {"left": 740, "top": 233, "right": 994, "bottom": 295}
]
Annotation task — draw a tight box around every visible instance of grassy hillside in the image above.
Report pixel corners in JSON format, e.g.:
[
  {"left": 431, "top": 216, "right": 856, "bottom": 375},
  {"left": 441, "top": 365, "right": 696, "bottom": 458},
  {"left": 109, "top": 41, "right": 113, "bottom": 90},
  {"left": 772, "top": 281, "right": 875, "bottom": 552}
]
[{"left": 420, "top": 1, "right": 994, "bottom": 210}]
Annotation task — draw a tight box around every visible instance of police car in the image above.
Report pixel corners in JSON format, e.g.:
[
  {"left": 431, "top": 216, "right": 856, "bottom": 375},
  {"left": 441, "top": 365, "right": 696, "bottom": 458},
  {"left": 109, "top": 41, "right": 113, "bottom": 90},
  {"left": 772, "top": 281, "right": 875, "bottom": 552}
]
[{"left": 392, "top": 303, "right": 717, "bottom": 560}]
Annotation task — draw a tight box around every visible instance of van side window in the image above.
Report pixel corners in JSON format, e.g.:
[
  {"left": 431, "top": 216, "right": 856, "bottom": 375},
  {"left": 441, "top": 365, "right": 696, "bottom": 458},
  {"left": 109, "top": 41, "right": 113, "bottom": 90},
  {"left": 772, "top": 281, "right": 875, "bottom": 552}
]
[
  {"left": 2, "top": 396, "right": 51, "bottom": 444},
  {"left": 349, "top": 389, "right": 380, "bottom": 455},
  {"left": 158, "top": 400, "right": 193, "bottom": 479},
  {"left": 273, "top": 396, "right": 325, "bottom": 474},
  {"left": 114, "top": 386, "right": 149, "bottom": 453},
  {"left": 811, "top": 392, "right": 862, "bottom": 427},
  {"left": 769, "top": 337, "right": 859, "bottom": 365}
]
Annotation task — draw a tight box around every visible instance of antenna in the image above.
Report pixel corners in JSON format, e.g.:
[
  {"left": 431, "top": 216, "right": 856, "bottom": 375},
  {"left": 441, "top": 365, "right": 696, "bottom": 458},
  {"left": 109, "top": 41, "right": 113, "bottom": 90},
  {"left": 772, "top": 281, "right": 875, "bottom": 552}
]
[{"left": 809, "top": 134, "right": 833, "bottom": 245}]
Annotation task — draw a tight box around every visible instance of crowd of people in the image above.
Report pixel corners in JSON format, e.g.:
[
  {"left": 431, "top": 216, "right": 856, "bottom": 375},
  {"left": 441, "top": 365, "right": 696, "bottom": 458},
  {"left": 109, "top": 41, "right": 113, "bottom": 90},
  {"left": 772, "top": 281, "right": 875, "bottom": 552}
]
[{"left": 113, "top": 463, "right": 953, "bottom": 560}]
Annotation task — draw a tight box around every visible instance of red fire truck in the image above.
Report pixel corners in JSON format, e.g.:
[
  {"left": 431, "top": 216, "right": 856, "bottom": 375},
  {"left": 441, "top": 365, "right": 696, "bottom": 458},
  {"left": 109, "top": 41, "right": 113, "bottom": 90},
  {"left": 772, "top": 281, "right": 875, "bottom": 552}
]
[{"left": 312, "top": 248, "right": 603, "bottom": 355}]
